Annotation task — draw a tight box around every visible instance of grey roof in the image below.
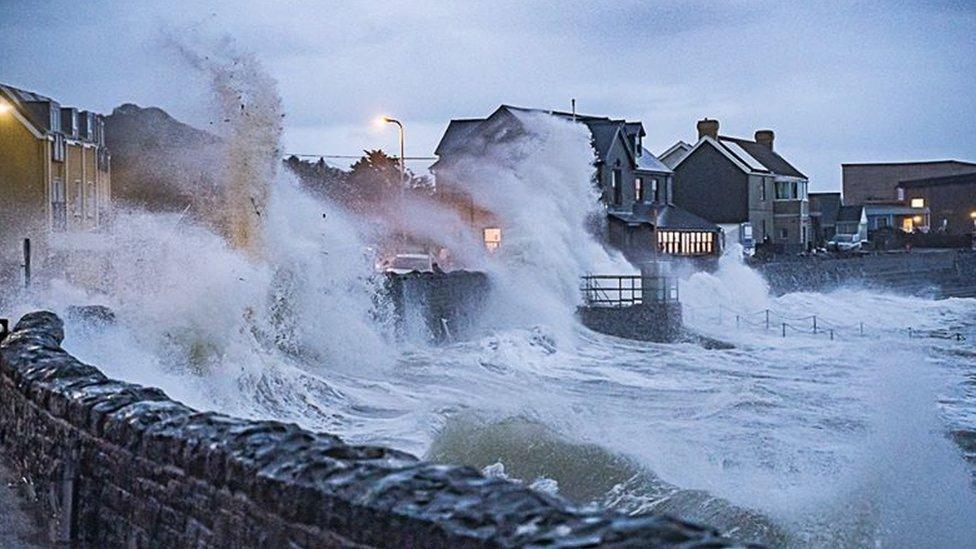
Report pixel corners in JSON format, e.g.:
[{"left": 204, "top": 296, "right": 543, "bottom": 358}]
[
  {"left": 897, "top": 171, "right": 976, "bottom": 189},
  {"left": 836, "top": 205, "right": 864, "bottom": 223},
  {"left": 433, "top": 105, "right": 644, "bottom": 166},
  {"left": 434, "top": 119, "right": 483, "bottom": 156},
  {"left": 842, "top": 160, "right": 976, "bottom": 168},
  {"left": 718, "top": 136, "right": 807, "bottom": 179},
  {"left": 635, "top": 148, "right": 672, "bottom": 173},
  {"left": 609, "top": 203, "right": 720, "bottom": 232}
]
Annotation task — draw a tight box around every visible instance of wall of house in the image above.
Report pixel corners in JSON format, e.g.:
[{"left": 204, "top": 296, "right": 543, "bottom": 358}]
[
  {"left": 901, "top": 183, "right": 976, "bottom": 235},
  {"left": 842, "top": 163, "right": 976, "bottom": 205},
  {"left": 0, "top": 311, "right": 729, "bottom": 548},
  {"left": 673, "top": 142, "right": 748, "bottom": 224},
  {"left": 773, "top": 200, "right": 810, "bottom": 251},
  {"left": 597, "top": 139, "right": 638, "bottom": 210},
  {"left": 747, "top": 175, "right": 774, "bottom": 242},
  {"left": 0, "top": 112, "right": 46, "bottom": 283}
]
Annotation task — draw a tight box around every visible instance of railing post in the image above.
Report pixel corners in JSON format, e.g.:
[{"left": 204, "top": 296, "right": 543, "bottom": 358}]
[
  {"left": 735, "top": 315, "right": 740, "bottom": 329},
  {"left": 829, "top": 329, "right": 834, "bottom": 341},
  {"left": 859, "top": 322, "right": 864, "bottom": 336},
  {"left": 812, "top": 315, "right": 818, "bottom": 334},
  {"left": 908, "top": 327, "right": 913, "bottom": 339},
  {"left": 765, "top": 309, "right": 770, "bottom": 330},
  {"left": 782, "top": 322, "right": 786, "bottom": 337}
]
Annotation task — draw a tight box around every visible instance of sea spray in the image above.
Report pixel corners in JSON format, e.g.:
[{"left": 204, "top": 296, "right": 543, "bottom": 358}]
[{"left": 437, "top": 111, "right": 632, "bottom": 338}]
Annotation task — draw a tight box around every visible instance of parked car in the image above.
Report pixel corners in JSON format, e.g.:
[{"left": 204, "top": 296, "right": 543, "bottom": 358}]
[
  {"left": 382, "top": 253, "right": 435, "bottom": 274},
  {"left": 827, "top": 234, "right": 862, "bottom": 252}
]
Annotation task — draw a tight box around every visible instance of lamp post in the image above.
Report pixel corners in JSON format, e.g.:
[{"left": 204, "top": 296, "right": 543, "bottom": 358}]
[{"left": 378, "top": 116, "right": 406, "bottom": 246}]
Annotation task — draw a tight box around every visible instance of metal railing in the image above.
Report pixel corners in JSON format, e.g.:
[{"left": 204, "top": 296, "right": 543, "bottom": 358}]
[
  {"left": 683, "top": 303, "right": 970, "bottom": 342},
  {"left": 580, "top": 275, "right": 679, "bottom": 308}
]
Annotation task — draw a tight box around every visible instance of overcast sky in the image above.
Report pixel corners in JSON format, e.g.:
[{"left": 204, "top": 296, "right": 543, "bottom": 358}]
[{"left": 2, "top": 0, "right": 974, "bottom": 190}]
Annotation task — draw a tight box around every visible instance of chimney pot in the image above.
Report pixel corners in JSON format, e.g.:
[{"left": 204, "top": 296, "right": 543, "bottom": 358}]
[
  {"left": 697, "top": 118, "right": 719, "bottom": 140},
  {"left": 755, "top": 129, "right": 775, "bottom": 150}
]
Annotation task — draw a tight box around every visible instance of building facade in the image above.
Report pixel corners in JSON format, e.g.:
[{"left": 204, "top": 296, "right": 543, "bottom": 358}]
[
  {"left": 897, "top": 172, "right": 976, "bottom": 236},
  {"left": 0, "top": 84, "right": 111, "bottom": 283},
  {"left": 809, "top": 192, "right": 841, "bottom": 246},
  {"left": 431, "top": 105, "right": 721, "bottom": 263},
  {"left": 841, "top": 160, "right": 976, "bottom": 205},
  {"left": 671, "top": 119, "right": 810, "bottom": 254}
]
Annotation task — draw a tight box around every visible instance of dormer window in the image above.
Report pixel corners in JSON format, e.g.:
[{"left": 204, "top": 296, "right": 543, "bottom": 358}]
[{"left": 634, "top": 134, "right": 642, "bottom": 156}]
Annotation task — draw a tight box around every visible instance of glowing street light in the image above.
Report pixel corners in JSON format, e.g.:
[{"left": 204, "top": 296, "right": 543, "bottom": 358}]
[
  {"left": 0, "top": 101, "right": 10, "bottom": 114},
  {"left": 377, "top": 116, "right": 405, "bottom": 189}
]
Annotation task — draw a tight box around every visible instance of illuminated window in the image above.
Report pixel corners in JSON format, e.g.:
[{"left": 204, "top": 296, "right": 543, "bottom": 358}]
[
  {"left": 910, "top": 198, "right": 925, "bottom": 208},
  {"left": 483, "top": 228, "right": 501, "bottom": 251},
  {"left": 902, "top": 217, "right": 914, "bottom": 232},
  {"left": 612, "top": 169, "right": 622, "bottom": 205}
]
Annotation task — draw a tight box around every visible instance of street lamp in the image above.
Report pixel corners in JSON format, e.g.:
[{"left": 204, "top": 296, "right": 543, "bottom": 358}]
[
  {"left": 377, "top": 116, "right": 405, "bottom": 188},
  {"left": 0, "top": 101, "right": 10, "bottom": 114}
]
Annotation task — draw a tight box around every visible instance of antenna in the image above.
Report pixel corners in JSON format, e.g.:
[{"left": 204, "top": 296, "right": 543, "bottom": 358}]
[{"left": 571, "top": 98, "right": 576, "bottom": 122}]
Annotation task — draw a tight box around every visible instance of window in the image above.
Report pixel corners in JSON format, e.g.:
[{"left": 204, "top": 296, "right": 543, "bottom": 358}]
[
  {"left": 483, "top": 228, "right": 501, "bottom": 251},
  {"left": 775, "top": 180, "right": 791, "bottom": 199},
  {"left": 86, "top": 181, "right": 97, "bottom": 220},
  {"left": 634, "top": 178, "right": 643, "bottom": 202},
  {"left": 910, "top": 198, "right": 925, "bottom": 208},
  {"left": 657, "top": 230, "right": 715, "bottom": 256},
  {"left": 634, "top": 135, "right": 642, "bottom": 156},
  {"left": 780, "top": 228, "right": 788, "bottom": 239},
  {"left": 876, "top": 217, "right": 888, "bottom": 229},
  {"left": 761, "top": 220, "right": 767, "bottom": 241},
  {"left": 612, "top": 169, "right": 622, "bottom": 205},
  {"left": 759, "top": 179, "right": 766, "bottom": 201},
  {"left": 897, "top": 188, "right": 905, "bottom": 200},
  {"left": 51, "top": 179, "right": 66, "bottom": 231},
  {"left": 651, "top": 178, "right": 659, "bottom": 202}
]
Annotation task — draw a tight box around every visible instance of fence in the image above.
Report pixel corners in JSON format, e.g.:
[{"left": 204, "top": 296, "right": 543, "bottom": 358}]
[
  {"left": 580, "top": 275, "right": 679, "bottom": 308},
  {"left": 683, "top": 304, "right": 970, "bottom": 343}
]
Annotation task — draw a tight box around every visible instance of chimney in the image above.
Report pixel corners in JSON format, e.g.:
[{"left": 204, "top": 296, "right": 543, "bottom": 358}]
[
  {"left": 755, "top": 129, "right": 774, "bottom": 150},
  {"left": 697, "top": 118, "right": 719, "bottom": 140}
]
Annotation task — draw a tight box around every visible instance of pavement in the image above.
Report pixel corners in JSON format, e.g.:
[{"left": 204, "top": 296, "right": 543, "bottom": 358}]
[{"left": 0, "top": 460, "right": 47, "bottom": 548}]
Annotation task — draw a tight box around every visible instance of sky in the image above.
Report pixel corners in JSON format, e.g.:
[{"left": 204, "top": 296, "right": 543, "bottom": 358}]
[{"left": 2, "top": 0, "right": 975, "bottom": 191}]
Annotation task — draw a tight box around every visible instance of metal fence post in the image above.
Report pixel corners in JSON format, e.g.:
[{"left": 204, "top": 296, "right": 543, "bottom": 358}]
[
  {"left": 829, "top": 329, "right": 834, "bottom": 341},
  {"left": 813, "top": 315, "right": 818, "bottom": 335},
  {"left": 908, "top": 327, "right": 913, "bottom": 339},
  {"left": 23, "top": 238, "right": 31, "bottom": 288},
  {"left": 859, "top": 322, "right": 864, "bottom": 336},
  {"left": 782, "top": 322, "right": 786, "bottom": 337},
  {"left": 765, "top": 309, "right": 770, "bottom": 330},
  {"left": 735, "top": 315, "right": 740, "bottom": 329}
]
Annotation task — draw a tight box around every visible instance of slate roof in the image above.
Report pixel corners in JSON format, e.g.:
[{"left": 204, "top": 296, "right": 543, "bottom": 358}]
[
  {"left": 0, "top": 82, "right": 57, "bottom": 133},
  {"left": 897, "top": 171, "right": 976, "bottom": 189},
  {"left": 609, "top": 203, "right": 720, "bottom": 231},
  {"left": 433, "top": 105, "right": 646, "bottom": 166},
  {"left": 635, "top": 148, "right": 672, "bottom": 173},
  {"left": 836, "top": 205, "right": 864, "bottom": 223},
  {"left": 718, "top": 136, "right": 807, "bottom": 179}
]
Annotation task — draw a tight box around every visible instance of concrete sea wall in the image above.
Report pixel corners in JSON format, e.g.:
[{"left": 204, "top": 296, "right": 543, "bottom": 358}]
[
  {"left": 0, "top": 311, "right": 742, "bottom": 548},
  {"left": 758, "top": 250, "right": 976, "bottom": 297},
  {"left": 385, "top": 271, "right": 491, "bottom": 342}
]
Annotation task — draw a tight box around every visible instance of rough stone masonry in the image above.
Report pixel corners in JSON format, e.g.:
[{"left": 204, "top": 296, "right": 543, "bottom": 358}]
[{"left": 0, "top": 311, "right": 751, "bottom": 548}]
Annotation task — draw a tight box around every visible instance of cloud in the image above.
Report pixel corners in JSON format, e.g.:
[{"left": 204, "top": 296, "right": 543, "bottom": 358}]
[{"left": 1, "top": 0, "right": 974, "bottom": 188}]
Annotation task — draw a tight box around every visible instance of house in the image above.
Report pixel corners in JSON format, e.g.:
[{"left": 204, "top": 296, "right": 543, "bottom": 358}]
[
  {"left": 809, "top": 192, "right": 841, "bottom": 246},
  {"left": 863, "top": 203, "right": 930, "bottom": 233},
  {"left": 842, "top": 160, "right": 976, "bottom": 205},
  {"left": 896, "top": 172, "right": 976, "bottom": 235},
  {"left": 0, "top": 83, "right": 111, "bottom": 283},
  {"left": 431, "top": 105, "right": 721, "bottom": 262},
  {"left": 670, "top": 119, "right": 810, "bottom": 254},
  {"left": 835, "top": 205, "right": 868, "bottom": 241}
]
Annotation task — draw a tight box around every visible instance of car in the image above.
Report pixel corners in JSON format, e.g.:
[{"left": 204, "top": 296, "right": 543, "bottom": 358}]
[
  {"left": 827, "top": 233, "right": 862, "bottom": 252},
  {"left": 382, "top": 253, "right": 435, "bottom": 275}
]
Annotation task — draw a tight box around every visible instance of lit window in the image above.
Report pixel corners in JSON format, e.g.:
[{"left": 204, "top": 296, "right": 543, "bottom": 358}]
[
  {"left": 483, "top": 228, "right": 501, "bottom": 251},
  {"left": 910, "top": 198, "right": 924, "bottom": 208},
  {"left": 612, "top": 169, "right": 622, "bottom": 205}
]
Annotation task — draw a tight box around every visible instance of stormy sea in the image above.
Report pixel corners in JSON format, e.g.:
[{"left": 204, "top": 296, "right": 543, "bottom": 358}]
[{"left": 7, "top": 40, "right": 976, "bottom": 548}]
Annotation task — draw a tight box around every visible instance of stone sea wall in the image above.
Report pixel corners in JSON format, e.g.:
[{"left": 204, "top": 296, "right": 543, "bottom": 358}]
[
  {"left": 0, "top": 311, "right": 744, "bottom": 548},
  {"left": 385, "top": 271, "right": 491, "bottom": 342}
]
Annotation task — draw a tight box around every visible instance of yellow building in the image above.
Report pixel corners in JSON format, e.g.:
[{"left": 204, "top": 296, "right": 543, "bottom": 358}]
[{"left": 0, "top": 84, "right": 111, "bottom": 284}]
